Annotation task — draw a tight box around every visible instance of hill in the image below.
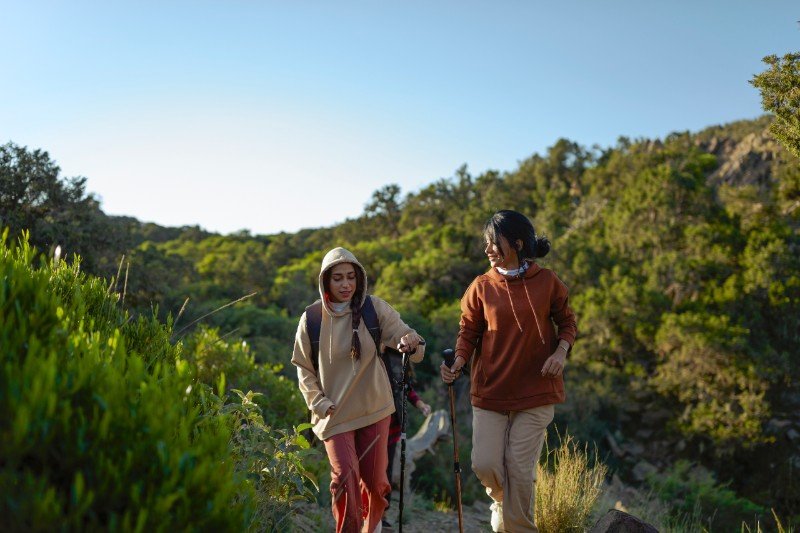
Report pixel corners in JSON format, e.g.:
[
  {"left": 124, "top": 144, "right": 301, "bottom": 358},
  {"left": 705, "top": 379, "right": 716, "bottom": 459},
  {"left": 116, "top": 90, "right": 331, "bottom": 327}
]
[{"left": 1, "top": 115, "right": 798, "bottom": 529}]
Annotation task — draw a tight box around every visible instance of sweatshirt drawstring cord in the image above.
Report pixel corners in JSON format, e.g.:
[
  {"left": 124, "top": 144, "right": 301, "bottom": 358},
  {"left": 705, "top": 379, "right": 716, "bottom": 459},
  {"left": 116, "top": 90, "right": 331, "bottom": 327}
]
[
  {"left": 503, "top": 278, "right": 524, "bottom": 333},
  {"left": 327, "top": 314, "right": 334, "bottom": 367},
  {"left": 522, "top": 279, "right": 546, "bottom": 345}
]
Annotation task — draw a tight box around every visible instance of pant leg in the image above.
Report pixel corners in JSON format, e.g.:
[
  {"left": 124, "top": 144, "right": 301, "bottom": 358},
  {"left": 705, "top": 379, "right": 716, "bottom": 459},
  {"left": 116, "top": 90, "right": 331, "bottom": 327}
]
[
  {"left": 325, "top": 430, "right": 363, "bottom": 533},
  {"left": 503, "top": 404, "right": 555, "bottom": 533},
  {"left": 355, "top": 416, "right": 391, "bottom": 533},
  {"left": 471, "top": 406, "right": 510, "bottom": 504}
]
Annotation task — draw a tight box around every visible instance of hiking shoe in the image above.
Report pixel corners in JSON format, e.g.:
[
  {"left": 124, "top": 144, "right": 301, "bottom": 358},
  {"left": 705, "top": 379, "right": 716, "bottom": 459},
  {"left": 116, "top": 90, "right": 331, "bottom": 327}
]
[{"left": 490, "top": 501, "right": 504, "bottom": 532}]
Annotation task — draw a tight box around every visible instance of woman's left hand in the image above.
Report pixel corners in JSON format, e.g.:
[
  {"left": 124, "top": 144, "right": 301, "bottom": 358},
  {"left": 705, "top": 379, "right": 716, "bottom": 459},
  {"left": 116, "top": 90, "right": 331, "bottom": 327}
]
[
  {"left": 541, "top": 350, "right": 567, "bottom": 377},
  {"left": 397, "top": 332, "right": 422, "bottom": 353},
  {"left": 415, "top": 400, "right": 432, "bottom": 417}
]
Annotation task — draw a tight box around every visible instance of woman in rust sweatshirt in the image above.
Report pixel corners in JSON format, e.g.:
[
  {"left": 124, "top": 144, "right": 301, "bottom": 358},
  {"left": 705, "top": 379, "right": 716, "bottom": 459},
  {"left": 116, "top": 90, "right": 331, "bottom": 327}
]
[{"left": 440, "top": 210, "right": 577, "bottom": 533}]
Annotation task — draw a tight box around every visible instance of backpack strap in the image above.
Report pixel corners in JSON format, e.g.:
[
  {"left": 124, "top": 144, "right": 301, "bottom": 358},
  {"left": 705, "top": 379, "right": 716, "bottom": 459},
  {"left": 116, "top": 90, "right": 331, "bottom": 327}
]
[
  {"left": 304, "top": 296, "right": 382, "bottom": 372},
  {"left": 361, "top": 296, "right": 382, "bottom": 356},
  {"left": 304, "top": 300, "right": 323, "bottom": 372}
]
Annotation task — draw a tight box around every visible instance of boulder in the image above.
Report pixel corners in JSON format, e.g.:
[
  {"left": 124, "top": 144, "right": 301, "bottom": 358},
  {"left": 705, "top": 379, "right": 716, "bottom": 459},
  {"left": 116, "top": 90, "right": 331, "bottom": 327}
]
[{"left": 589, "top": 509, "right": 659, "bottom": 533}]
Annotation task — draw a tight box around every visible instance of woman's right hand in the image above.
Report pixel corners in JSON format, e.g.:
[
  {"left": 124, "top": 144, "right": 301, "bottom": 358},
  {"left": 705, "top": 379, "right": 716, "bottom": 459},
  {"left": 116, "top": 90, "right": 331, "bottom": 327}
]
[
  {"left": 440, "top": 356, "right": 466, "bottom": 384},
  {"left": 325, "top": 405, "right": 336, "bottom": 417}
]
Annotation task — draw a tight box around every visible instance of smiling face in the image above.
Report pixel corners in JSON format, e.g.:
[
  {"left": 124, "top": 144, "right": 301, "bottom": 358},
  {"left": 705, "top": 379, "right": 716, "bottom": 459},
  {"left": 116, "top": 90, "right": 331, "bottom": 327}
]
[
  {"left": 327, "top": 262, "right": 358, "bottom": 303},
  {"left": 484, "top": 235, "right": 521, "bottom": 270}
]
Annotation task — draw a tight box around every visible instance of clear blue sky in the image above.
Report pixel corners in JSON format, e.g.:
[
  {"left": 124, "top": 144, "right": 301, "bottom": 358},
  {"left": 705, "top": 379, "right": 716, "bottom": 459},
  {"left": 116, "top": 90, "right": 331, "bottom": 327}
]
[{"left": 2, "top": 1, "right": 797, "bottom": 235}]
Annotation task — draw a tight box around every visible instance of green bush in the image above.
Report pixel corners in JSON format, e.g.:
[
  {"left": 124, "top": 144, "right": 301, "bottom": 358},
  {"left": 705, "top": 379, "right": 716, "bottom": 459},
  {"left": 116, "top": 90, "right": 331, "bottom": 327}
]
[
  {"left": 0, "top": 234, "right": 249, "bottom": 530},
  {"left": 647, "top": 460, "right": 765, "bottom": 531},
  {"left": 197, "top": 386, "right": 322, "bottom": 531},
  {"left": 182, "top": 325, "right": 307, "bottom": 429}
]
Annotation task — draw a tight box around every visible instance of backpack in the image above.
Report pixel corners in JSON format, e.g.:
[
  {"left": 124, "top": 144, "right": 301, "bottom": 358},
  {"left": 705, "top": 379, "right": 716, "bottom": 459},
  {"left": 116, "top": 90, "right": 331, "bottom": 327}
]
[{"left": 304, "top": 296, "right": 406, "bottom": 418}]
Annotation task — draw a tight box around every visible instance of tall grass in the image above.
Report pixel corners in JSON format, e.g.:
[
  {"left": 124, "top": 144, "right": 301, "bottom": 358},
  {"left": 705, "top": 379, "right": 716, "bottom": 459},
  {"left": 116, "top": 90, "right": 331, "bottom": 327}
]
[
  {"left": 741, "top": 509, "right": 795, "bottom": 533},
  {"left": 535, "top": 432, "right": 607, "bottom": 533}
]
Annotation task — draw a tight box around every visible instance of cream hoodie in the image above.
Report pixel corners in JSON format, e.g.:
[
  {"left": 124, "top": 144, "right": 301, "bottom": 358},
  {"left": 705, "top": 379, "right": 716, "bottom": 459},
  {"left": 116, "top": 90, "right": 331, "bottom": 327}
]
[{"left": 291, "top": 247, "right": 425, "bottom": 440}]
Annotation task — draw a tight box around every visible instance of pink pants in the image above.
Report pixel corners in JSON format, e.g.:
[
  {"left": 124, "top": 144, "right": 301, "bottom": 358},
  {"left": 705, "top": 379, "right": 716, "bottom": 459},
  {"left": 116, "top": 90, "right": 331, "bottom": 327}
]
[{"left": 324, "top": 416, "right": 391, "bottom": 533}]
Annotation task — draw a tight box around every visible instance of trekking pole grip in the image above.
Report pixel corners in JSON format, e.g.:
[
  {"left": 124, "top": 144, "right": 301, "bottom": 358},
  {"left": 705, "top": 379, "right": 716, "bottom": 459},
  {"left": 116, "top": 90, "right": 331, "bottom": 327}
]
[
  {"left": 442, "top": 348, "right": 456, "bottom": 368},
  {"left": 442, "top": 348, "right": 457, "bottom": 386}
]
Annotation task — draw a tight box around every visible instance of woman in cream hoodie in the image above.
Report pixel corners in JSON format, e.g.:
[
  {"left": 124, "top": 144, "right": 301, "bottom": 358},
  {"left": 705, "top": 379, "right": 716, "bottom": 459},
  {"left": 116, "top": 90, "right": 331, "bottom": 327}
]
[{"left": 291, "top": 247, "right": 425, "bottom": 533}]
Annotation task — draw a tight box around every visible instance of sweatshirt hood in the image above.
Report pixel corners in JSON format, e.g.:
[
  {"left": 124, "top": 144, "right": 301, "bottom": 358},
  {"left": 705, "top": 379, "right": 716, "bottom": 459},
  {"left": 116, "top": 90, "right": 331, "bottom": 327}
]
[{"left": 318, "top": 247, "right": 368, "bottom": 315}]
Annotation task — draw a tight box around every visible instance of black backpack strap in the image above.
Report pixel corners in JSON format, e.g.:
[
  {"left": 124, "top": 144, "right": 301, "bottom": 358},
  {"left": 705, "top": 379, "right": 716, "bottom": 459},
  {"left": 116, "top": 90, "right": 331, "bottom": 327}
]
[
  {"left": 361, "top": 296, "right": 382, "bottom": 355},
  {"left": 304, "top": 300, "right": 323, "bottom": 372}
]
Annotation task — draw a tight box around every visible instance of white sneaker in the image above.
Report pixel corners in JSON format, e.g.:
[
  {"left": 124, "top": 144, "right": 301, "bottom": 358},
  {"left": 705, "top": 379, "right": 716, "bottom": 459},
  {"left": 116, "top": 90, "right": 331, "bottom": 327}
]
[{"left": 490, "top": 501, "right": 504, "bottom": 532}]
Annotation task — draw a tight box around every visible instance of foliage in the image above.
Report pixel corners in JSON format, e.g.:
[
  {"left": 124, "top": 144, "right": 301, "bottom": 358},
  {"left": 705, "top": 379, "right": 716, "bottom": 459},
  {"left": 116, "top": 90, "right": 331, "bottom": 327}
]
[
  {"left": 652, "top": 313, "right": 770, "bottom": 448},
  {"left": 198, "top": 386, "right": 321, "bottom": 532},
  {"left": 647, "top": 460, "right": 765, "bottom": 532},
  {"left": 183, "top": 325, "right": 306, "bottom": 429},
  {"left": 0, "top": 233, "right": 322, "bottom": 530},
  {"left": 535, "top": 432, "right": 607, "bottom": 533},
  {"left": 752, "top": 53, "right": 800, "bottom": 158},
  {"left": 0, "top": 233, "right": 249, "bottom": 530},
  {"left": 0, "top": 142, "right": 118, "bottom": 273}
]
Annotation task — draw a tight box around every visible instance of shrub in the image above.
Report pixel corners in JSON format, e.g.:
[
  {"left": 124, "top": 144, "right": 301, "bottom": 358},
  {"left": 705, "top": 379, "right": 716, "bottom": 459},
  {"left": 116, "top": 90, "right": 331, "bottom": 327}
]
[
  {"left": 196, "top": 386, "right": 321, "bottom": 532},
  {"left": 0, "top": 234, "right": 249, "bottom": 530},
  {"left": 535, "top": 432, "right": 607, "bottom": 533},
  {"left": 647, "top": 460, "right": 765, "bottom": 531},
  {"left": 182, "top": 325, "right": 307, "bottom": 429}
]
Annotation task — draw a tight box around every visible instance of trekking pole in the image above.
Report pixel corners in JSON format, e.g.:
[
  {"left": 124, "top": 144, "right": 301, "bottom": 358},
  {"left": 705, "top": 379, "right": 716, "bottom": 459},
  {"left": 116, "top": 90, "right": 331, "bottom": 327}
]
[
  {"left": 397, "top": 339, "right": 424, "bottom": 532},
  {"left": 398, "top": 349, "right": 409, "bottom": 533},
  {"left": 442, "top": 348, "right": 464, "bottom": 533}
]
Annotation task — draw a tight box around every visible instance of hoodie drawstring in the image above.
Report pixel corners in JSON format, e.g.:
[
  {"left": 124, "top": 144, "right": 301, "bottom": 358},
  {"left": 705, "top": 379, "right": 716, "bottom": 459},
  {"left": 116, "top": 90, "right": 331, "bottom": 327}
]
[
  {"left": 522, "top": 279, "right": 546, "bottom": 345},
  {"left": 503, "top": 277, "right": 524, "bottom": 333},
  {"left": 502, "top": 275, "right": 546, "bottom": 345}
]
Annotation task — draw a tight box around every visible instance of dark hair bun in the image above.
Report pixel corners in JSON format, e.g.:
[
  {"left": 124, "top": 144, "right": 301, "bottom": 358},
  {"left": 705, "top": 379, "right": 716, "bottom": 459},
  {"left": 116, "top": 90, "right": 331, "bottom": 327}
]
[{"left": 535, "top": 236, "right": 551, "bottom": 258}]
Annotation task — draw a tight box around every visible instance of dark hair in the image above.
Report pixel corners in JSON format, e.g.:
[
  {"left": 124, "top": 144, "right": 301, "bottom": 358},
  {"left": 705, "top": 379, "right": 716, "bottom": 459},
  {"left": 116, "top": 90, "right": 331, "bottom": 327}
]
[
  {"left": 322, "top": 262, "right": 365, "bottom": 360},
  {"left": 483, "top": 210, "right": 550, "bottom": 268}
]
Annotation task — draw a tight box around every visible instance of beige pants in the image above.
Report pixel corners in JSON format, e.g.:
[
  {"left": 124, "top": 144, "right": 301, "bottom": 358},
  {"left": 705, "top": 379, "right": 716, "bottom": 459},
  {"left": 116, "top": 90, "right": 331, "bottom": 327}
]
[{"left": 471, "top": 404, "right": 555, "bottom": 533}]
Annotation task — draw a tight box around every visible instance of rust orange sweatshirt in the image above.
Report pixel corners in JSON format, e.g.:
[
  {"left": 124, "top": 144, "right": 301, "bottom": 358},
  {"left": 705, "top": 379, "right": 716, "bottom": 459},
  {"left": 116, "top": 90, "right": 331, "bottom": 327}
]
[{"left": 455, "top": 262, "right": 577, "bottom": 411}]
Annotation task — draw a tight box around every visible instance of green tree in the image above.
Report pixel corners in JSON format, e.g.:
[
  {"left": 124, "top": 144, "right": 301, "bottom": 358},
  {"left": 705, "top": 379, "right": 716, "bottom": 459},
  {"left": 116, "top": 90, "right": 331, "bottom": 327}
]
[
  {"left": 751, "top": 52, "right": 800, "bottom": 157},
  {"left": 0, "top": 142, "right": 118, "bottom": 272}
]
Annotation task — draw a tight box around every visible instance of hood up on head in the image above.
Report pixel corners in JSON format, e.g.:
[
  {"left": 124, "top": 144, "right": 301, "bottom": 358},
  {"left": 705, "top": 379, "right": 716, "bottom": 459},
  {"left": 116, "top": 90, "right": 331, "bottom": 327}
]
[{"left": 318, "top": 247, "right": 368, "bottom": 314}]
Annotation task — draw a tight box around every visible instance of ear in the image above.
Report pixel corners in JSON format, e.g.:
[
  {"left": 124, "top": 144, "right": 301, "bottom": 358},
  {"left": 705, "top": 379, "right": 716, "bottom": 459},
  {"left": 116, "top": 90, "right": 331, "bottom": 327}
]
[{"left": 515, "top": 239, "right": 523, "bottom": 251}]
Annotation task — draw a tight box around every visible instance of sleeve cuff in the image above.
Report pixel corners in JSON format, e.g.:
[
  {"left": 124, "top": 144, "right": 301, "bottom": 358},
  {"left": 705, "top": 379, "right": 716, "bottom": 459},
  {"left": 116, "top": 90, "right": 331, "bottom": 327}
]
[{"left": 312, "top": 398, "right": 334, "bottom": 418}]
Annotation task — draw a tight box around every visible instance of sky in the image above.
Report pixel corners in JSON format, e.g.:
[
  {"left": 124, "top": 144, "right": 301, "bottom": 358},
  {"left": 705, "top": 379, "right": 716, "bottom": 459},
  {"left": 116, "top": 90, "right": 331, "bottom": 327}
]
[{"left": 2, "top": 1, "right": 798, "bottom": 235}]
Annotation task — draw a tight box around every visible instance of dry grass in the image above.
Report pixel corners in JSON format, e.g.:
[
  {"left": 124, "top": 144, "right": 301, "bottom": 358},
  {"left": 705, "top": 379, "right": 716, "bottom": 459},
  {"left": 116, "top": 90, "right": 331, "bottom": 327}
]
[
  {"left": 741, "top": 509, "right": 794, "bottom": 533},
  {"left": 535, "top": 432, "right": 608, "bottom": 533}
]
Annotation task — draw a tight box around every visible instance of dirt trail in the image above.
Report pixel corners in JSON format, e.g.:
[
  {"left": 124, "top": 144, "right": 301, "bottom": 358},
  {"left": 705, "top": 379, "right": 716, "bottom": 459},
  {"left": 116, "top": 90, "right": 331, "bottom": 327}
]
[{"left": 293, "top": 491, "right": 493, "bottom": 532}]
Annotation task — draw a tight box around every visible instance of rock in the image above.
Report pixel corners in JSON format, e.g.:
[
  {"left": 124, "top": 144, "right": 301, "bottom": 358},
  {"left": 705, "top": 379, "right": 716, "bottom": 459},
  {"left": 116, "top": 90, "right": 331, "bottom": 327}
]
[
  {"left": 606, "top": 432, "right": 625, "bottom": 458},
  {"left": 589, "top": 509, "right": 659, "bottom": 533},
  {"left": 632, "top": 461, "right": 658, "bottom": 482},
  {"left": 621, "top": 442, "right": 645, "bottom": 457},
  {"left": 706, "top": 130, "right": 781, "bottom": 188},
  {"left": 390, "top": 410, "right": 451, "bottom": 493},
  {"left": 787, "top": 428, "right": 800, "bottom": 442}
]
